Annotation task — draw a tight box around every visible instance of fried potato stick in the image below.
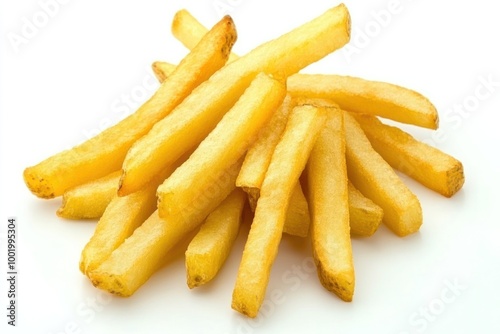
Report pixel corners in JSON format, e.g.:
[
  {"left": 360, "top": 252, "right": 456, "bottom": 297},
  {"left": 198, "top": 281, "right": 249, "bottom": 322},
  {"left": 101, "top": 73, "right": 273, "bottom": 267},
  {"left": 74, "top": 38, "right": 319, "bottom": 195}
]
[
  {"left": 288, "top": 74, "right": 438, "bottom": 129},
  {"left": 307, "top": 107, "right": 354, "bottom": 301},
  {"left": 23, "top": 15, "right": 236, "bottom": 198},
  {"left": 119, "top": 4, "right": 350, "bottom": 195},
  {"left": 232, "top": 105, "right": 326, "bottom": 318},
  {"left": 344, "top": 112, "right": 422, "bottom": 237},
  {"left": 56, "top": 171, "right": 120, "bottom": 219},
  {"left": 352, "top": 114, "right": 464, "bottom": 197},
  {"left": 186, "top": 188, "right": 246, "bottom": 288}
]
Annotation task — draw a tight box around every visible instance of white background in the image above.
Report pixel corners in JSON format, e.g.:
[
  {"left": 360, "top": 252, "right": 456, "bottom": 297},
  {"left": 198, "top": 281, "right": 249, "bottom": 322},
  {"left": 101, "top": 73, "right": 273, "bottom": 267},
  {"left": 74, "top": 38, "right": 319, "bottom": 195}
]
[{"left": 1, "top": 0, "right": 500, "bottom": 333}]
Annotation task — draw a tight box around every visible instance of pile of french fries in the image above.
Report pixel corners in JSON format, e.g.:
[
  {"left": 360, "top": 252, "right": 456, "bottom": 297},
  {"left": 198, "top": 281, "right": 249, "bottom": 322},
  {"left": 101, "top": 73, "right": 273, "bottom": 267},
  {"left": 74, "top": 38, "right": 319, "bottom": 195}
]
[{"left": 24, "top": 4, "right": 464, "bottom": 318}]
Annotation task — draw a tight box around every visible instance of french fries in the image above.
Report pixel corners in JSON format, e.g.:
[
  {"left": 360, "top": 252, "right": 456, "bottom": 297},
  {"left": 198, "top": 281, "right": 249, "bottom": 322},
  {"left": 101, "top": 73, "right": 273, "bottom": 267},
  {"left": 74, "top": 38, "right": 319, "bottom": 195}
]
[
  {"left": 232, "top": 105, "right": 326, "bottom": 318},
  {"left": 157, "top": 73, "right": 286, "bottom": 219},
  {"left": 186, "top": 188, "right": 246, "bottom": 288},
  {"left": 288, "top": 74, "right": 439, "bottom": 129},
  {"left": 352, "top": 114, "right": 464, "bottom": 197},
  {"left": 344, "top": 111, "right": 422, "bottom": 237},
  {"left": 170, "top": 9, "right": 437, "bottom": 131},
  {"left": 89, "top": 158, "right": 243, "bottom": 296},
  {"left": 23, "top": 15, "right": 236, "bottom": 199},
  {"left": 348, "top": 182, "right": 383, "bottom": 237},
  {"left": 56, "top": 171, "right": 120, "bottom": 219},
  {"left": 307, "top": 107, "right": 354, "bottom": 301},
  {"left": 154, "top": 63, "right": 312, "bottom": 239},
  {"left": 79, "top": 152, "right": 190, "bottom": 274},
  {"left": 23, "top": 3, "right": 467, "bottom": 320},
  {"left": 120, "top": 4, "right": 350, "bottom": 196}
]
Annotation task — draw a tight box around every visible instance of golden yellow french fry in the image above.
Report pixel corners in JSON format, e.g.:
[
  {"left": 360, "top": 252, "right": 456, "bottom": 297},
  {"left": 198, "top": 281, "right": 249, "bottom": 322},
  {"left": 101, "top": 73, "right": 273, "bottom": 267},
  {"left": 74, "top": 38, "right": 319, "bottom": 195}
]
[
  {"left": 283, "top": 182, "right": 311, "bottom": 238},
  {"left": 88, "top": 158, "right": 243, "bottom": 297},
  {"left": 56, "top": 171, "right": 120, "bottom": 219},
  {"left": 186, "top": 188, "right": 246, "bottom": 288},
  {"left": 158, "top": 73, "right": 285, "bottom": 219},
  {"left": 307, "top": 107, "right": 354, "bottom": 301},
  {"left": 344, "top": 111, "right": 422, "bottom": 237},
  {"left": 232, "top": 105, "right": 326, "bottom": 318},
  {"left": 119, "top": 4, "right": 350, "bottom": 196},
  {"left": 172, "top": 9, "right": 240, "bottom": 63},
  {"left": 79, "top": 151, "right": 190, "bottom": 275},
  {"left": 151, "top": 61, "right": 176, "bottom": 82},
  {"left": 351, "top": 113, "right": 464, "bottom": 197},
  {"left": 237, "top": 95, "right": 295, "bottom": 205},
  {"left": 23, "top": 16, "right": 236, "bottom": 199},
  {"left": 348, "top": 182, "right": 383, "bottom": 237},
  {"left": 288, "top": 74, "right": 438, "bottom": 129}
]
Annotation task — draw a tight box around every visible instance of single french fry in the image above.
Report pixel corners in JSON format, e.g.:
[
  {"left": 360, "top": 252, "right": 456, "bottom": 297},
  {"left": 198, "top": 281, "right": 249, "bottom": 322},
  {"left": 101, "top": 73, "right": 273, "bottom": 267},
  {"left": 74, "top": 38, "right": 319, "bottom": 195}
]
[
  {"left": 186, "top": 188, "right": 246, "bottom": 288},
  {"left": 237, "top": 95, "right": 295, "bottom": 206},
  {"left": 151, "top": 61, "right": 176, "bottom": 82},
  {"left": 306, "top": 107, "right": 354, "bottom": 301},
  {"left": 283, "top": 182, "right": 311, "bottom": 238},
  {"left": 56, "top": 171, "right": 120, "bottom": 219},
  {"left": 23, "top": 16, "right": 236, "bottom": 199},
  {"left": 158, "top": 73, "right": 286, "bottom": 219},
  {"left": 351, "top": 113, "right": 464, "bottom": 197},
  {"left": 344, "top": 111, "right": 422, "bottom": 237},
  {"left": 119, "top": 4, "right": 350, "bottom": 196},
  {"left": 348, "top": 182, "right": 383, "bottom": 237},
  {"left": 288, "top": 74, "right": 438, "bottom": 129},
  {"left": 79, "top": 151, "right": 190, "bottom": 275},
  {"left": 232, "top": 105, "right": 327, "bottom": 318},
  {"left": 88, "top": 158, "right": 243, "bottom": 297}
]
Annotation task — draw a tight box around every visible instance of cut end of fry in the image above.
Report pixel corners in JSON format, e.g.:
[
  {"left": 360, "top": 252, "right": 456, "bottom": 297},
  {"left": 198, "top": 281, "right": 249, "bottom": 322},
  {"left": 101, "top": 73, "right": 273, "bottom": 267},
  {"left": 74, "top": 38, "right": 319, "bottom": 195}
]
[
  {"left": 152, "top": 61, "right": 176, "bottom": 83},
  {"left": 231, "top": 287, "right": 261, "bottom": 318},
  {"left": 23, "top": 167, "right": 56, "bottom": 199},
  {"left": 443, "top": 161, "right": 465, "bottom": 197},
  {"left": 88, "top": 272, "right": 131, "bottom": 297},
  {"left": 315, "top": 261, "right": 355, "bottom": 302}
]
